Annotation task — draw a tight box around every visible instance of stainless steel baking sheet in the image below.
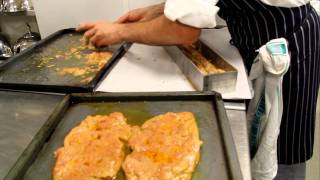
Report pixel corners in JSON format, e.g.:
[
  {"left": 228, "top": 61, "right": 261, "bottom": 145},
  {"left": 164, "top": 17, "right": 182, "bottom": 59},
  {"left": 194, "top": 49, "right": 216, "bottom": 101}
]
[
  {"left": 0, "top": 91, "right": 64, "bottom": 180},
  {"left": 18, "top": 92, "right": 242, "bottom": 180}
]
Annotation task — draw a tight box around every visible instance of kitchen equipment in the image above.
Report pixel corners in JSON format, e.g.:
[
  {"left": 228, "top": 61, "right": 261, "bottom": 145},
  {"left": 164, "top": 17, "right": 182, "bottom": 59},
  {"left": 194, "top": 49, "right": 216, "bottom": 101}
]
[
  {"left": 0, "top": 28, "right": 129, "bottom": 93},
  {"left": 0, "top": 34, "right": 13, "bottom": 60},
  {"left": 13, "top": 23, "right": 41, "bottom": 54},
  {"left": 4, "top": 92, "right": 243, "bottom": 180},
  {"left": 1, "top": 0, "right": 33, "bottom": 12},
  {"left": 0, "top": 90, "right": 64, "bottom": 180},
  {"left": 20, "top": 0, "right": 33, "bottom": 11},
  {"left": 2, "top": 0, "right": 20, "bottom": 12},
  {"left": 0, "top": 0, "right": 3, "bottom": 11},
  {"left": 165, "top": 41, "right": 238, "bottom": 93}
]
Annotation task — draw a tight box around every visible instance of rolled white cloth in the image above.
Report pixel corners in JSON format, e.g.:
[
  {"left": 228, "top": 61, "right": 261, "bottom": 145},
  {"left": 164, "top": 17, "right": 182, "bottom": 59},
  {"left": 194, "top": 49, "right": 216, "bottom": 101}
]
[{"left": 247, "top": 38, "right": 291, "bottom": 180}]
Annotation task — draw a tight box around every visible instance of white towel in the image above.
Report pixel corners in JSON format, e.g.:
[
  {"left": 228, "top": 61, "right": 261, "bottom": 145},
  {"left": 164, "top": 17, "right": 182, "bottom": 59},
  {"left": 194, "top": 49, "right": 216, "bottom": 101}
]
[{"left": 247, "top": 38, "right": 291, "bottom": 180}]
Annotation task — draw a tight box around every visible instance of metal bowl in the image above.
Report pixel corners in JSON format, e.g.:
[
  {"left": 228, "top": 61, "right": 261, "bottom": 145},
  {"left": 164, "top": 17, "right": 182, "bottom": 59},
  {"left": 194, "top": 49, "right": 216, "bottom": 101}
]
[
  {"left": 2, "top": 0, "right": 20, "bottom": 12},
  {"left": 1, "top": 0, "right": 33, "bottom": 12},
  {"left": 13, "top": 23, "right": 41, "bottom": 54},
  {"left": 0, "top": 34, "right": 13, "bottom": 60},
  {"left": 20, "top": 0, "right": 33, "bottom": 11}
]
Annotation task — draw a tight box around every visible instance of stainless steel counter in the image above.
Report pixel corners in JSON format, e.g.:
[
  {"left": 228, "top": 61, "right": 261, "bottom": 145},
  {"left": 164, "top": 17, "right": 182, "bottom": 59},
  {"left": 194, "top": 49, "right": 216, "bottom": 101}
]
[
  {"left": 226, "top": 107, "right": 251, "bottom": 180},
  {"left": 0, "top": 92, "right": 63, "bottom": 179}
]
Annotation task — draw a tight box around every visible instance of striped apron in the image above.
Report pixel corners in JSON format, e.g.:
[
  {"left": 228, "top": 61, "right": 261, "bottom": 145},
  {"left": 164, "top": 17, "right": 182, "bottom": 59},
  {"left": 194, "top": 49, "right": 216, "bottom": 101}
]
[{"left": 217, "top": 0, "right": 320, "bottom": 164}]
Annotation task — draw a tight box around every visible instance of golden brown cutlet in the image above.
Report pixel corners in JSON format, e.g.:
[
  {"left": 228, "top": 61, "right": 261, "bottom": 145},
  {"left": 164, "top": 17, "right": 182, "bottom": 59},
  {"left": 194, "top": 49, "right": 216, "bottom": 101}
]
[
  {"left": 53, "top": 112, "right": 131, "bottom": 180},
  {"left": 122, "top": 112, "right": 202, "bottom": 180}
]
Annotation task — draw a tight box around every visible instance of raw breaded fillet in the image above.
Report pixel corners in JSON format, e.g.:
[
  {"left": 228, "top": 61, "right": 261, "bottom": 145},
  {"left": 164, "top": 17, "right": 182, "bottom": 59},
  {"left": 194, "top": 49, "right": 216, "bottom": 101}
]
[
  {"left": 53, "top": 112, "right": 131, "bottom": 180},
  {"left": 122, "top": 112, "right": 202, "bottom": 180}
]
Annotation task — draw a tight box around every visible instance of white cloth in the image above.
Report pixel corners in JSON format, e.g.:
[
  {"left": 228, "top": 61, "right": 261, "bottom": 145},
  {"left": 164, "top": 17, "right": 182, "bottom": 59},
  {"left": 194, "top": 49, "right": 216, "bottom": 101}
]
[
  {"left": 311, "top": 0, "right": 320, "bottom": 14},
  {"left": 246, "top": 38, "right": 290, "bottom": 180},
  {"left": 164, "top": 0, "right": 320, "bottom": 28}
]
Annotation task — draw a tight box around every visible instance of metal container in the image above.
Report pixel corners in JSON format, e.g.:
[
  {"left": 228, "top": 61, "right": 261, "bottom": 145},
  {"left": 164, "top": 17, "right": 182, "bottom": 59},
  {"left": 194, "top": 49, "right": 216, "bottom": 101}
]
[
  {"left": 165, "top": 41, "right": 238, "bottom": 93},
  {"left": 0, "top": 0, "right": 3, "bottom": 11},
  {"left": 2, "top": 0, "right": 20, "bottom": 12},
  {"left": 0, "top": 34, "right": 13, "bottom": 60},
  {"left": 4, "top": 92, "right": 242, "bottom": 180},
  {"left": 1, "top": 0, "right": 33, "bottom": 12},
  {"left": 20, "top": 0, "right": 32, "bottom": 11},
  {"left": 0, "top": 28, "right": 128, "bottom": 93},
  {"left": 13, "top": 23, "right": 41, "bottom": 54}
]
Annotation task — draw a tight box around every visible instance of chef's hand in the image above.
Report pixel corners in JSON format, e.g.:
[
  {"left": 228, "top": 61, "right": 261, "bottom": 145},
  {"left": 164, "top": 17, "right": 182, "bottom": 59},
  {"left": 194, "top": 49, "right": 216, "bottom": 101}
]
[
  {"left": 115, "top": 3, "right": 164, "bottom": 23},
  {"left": 76, "top": 21, "right": 124, "bottom": 47}
]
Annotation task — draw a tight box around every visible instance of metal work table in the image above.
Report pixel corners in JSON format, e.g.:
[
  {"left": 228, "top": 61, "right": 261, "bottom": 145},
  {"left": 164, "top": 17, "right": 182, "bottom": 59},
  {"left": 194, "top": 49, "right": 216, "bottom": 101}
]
[
  {"left": 0, "top": 92, "right": 63, "bottom": 179},
  {"left": 0, "top": 28, "right": 252, "bottom": 179},
  {"left": 226, "top": 108, "right": 251, "bottom": 180}
]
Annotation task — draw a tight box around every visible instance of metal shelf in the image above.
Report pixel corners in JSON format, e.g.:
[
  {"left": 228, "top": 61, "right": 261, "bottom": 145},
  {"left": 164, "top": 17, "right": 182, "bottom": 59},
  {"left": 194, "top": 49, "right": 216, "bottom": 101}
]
[{"left": 0, "top": 10, "right": 35, "bottom": 16}]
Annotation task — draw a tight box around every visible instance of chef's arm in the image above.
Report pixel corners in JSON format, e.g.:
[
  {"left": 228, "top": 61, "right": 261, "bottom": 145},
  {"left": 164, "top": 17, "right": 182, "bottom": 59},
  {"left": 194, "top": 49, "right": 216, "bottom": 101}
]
[
  {"left": 77, "top": 15, "right": 200, "bottom": 46},
  {"left": 120, "top": 15, "right": 201, "bottom": 45},
  {"left": 116, "top": 3, "right": 165, "bottom": 23}
]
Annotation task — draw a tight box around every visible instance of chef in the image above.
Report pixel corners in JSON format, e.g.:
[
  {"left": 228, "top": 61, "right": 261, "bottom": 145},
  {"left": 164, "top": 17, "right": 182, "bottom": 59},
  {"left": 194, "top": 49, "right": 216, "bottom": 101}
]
[{"left": 77, "top": 0, "right": 320, "bottom": 179}]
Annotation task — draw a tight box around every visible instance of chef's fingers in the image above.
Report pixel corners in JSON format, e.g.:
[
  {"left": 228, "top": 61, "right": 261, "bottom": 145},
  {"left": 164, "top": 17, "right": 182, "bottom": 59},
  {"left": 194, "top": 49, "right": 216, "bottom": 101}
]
[
  {"left": 96, "top": 38, "right": 112, "bottom": 47},
  {"left": 95, "top": 39, "right": 104, "bottom": 47},
  {"left": 89, "top": 34, "right": 100, "bottom": 47},
  {"left": 76, "top": 23, "right": 95, "bottom": 32},
  {"left": 84, "top": 29, "right": 97, "bottom": 45},
  {"left": 84, "top": 29, "right": 97, "bottom": 43}
]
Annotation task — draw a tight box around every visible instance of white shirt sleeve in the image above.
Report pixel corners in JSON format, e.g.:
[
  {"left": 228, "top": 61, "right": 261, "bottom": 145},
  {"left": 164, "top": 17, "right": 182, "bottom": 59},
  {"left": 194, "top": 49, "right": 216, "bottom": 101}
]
[{"left": 164, "top": 0, "right": 220, "bottom": 28}]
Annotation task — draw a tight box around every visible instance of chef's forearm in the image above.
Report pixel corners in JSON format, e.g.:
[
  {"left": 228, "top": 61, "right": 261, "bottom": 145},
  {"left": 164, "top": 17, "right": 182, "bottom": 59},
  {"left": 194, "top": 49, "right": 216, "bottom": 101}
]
[{"left": 119, "top": 15, "right": 200, "bottom": 45}]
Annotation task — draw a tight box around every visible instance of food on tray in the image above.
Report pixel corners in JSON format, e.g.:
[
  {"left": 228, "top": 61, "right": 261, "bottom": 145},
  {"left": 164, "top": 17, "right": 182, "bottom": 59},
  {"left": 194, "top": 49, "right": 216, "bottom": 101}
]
[
  {"left": 123, "top": 112, "right": 202, "bottom": 180},
  {"left": 58, "top": 51, "right": 112, "bottom": 80},
  {"left": 53, "top": 112, "right": 132, "bottom": 180},
  {"left": 31, "top": 34, "right": 113, "bottom": 83},
  {"left": 85, "top": 52, "right": 113, "bottom": 67},
  {"left": 59, "top": 67, "right": 88, "bottom": 77},
  {"left": 182, "top": 45, "right": 225, "bottom": 75},
  {"left": 53, "top": 112, "right": 202, "bottom": 180}
]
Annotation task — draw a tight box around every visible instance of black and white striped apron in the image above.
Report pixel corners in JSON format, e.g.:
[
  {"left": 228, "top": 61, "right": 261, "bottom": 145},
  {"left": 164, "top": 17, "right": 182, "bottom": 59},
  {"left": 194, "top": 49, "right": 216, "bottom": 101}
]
[{"left": 216, "top": 0, "right": 320, "bottom": 164}]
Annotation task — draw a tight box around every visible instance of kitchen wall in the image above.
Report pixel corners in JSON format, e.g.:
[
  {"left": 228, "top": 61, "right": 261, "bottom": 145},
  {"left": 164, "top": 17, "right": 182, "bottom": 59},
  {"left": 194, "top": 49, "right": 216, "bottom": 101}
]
[
  {"left": 33, "top": 0, "right": 164, "bottom": 38},
  {"left": 128, "top": 0, "right": 164, "bottom": 9}
]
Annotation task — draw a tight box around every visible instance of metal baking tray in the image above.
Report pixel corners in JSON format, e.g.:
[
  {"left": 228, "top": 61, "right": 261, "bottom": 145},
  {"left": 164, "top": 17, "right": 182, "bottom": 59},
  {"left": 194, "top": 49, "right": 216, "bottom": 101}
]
[
  {"left": 165, "top": 41, "right": 238, "bottom": 93},
  {"left": 0, "top": 28, "right": 128, "bottom": 93},
  {"left": 5, "top": 92, "right": 243, "bottom": 180},
  {"left": 0, "top": 90, "right": 65, "bottom": 180}
]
